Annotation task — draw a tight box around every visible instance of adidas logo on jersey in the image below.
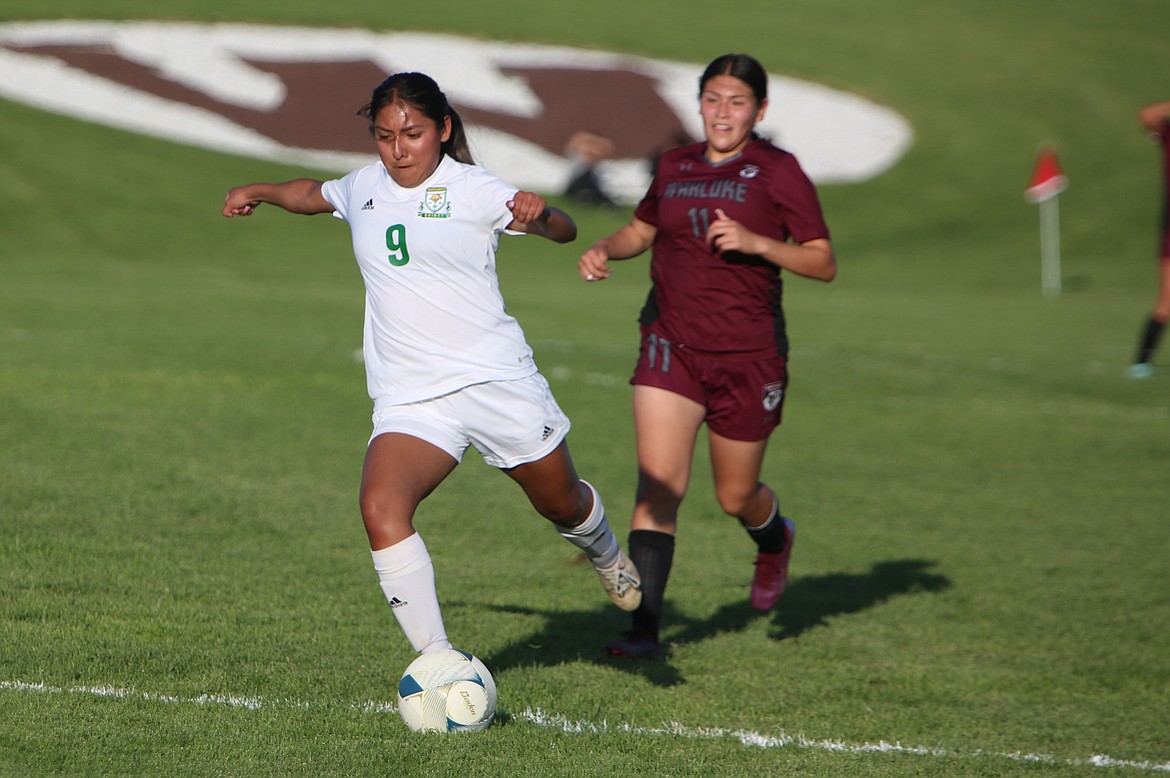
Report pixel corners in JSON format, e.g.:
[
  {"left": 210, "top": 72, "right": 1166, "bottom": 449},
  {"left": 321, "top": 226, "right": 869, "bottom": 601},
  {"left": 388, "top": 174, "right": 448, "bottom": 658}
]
[
  {"left": 387, "top": 596, "right": 407, "bottom": 609},
  {"left": 361, "top": 199, "right": 375, "bottom": 211},
  {"left": 541, "top": 425, "right": 554, "bottom": 441}
]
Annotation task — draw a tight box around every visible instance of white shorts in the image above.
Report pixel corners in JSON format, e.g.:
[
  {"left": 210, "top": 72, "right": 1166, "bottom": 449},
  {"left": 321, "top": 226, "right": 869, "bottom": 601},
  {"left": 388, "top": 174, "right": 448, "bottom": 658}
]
[{"left": 370, "top": 374, "right": 571, "bottom": 468}]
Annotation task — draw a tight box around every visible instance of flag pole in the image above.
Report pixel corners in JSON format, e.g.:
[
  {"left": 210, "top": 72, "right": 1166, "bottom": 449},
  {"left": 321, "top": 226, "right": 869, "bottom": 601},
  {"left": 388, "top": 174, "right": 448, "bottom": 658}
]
[
  {"left": 1039, "top": 196, "right": 1061, "bottom": 298},
  {"left": 1025, "top": 142, "right": 1069, "bottom": 299}
]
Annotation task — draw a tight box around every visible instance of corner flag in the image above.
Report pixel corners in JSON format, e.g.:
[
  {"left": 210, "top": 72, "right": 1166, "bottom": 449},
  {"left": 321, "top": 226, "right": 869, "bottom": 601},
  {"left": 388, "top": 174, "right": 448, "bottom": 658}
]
[
  {"left": 1025, "top": 143, "right": 1068, "bottom": 297},
  {"left": 1025, "top": 144, "right": 1069, "bottom": 204}
]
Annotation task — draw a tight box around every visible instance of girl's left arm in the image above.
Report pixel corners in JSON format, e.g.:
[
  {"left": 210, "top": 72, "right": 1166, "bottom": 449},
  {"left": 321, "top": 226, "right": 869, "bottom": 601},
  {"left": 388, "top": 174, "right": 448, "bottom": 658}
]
[
  {"left": 707, "top": 208, "right": 836, "bottom": 281},
  {"left": 507, "top": 191, "right": 578, "bottom": 244}
]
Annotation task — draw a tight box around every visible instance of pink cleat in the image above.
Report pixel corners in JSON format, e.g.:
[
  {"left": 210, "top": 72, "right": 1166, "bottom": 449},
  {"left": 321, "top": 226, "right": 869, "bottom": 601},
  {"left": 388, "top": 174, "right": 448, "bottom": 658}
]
[{"left": 750, "top": 518, "right": 795, "bottom": 611}]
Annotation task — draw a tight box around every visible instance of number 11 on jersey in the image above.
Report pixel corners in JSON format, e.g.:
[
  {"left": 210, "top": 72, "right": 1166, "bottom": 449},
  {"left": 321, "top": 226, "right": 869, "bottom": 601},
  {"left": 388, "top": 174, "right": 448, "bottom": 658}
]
[{"left": 687, "top": 207, "right": 711, "bottom": 238}]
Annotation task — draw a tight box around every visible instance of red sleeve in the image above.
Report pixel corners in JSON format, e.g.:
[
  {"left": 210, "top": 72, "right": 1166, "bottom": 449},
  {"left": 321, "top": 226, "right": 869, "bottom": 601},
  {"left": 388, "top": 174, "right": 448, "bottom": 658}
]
[
  {"left": 771, "top": 153, "right": 830, "bottom": 243},
  {"left": 634, "top": 168, "right": 662, "bottom": 227}
]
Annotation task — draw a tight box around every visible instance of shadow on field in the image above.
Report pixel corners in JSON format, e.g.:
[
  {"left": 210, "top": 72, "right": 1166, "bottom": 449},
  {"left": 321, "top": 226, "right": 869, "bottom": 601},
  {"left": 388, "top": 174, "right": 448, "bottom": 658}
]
[
  {"left": 474, "top": 559, "right": 949, "bottom": 688},
  {"left": 477, "top": 601, "right": 688, "bottom": 687},
  {"left": 676, "top": 557, "right": 952, "bottom": 644}
]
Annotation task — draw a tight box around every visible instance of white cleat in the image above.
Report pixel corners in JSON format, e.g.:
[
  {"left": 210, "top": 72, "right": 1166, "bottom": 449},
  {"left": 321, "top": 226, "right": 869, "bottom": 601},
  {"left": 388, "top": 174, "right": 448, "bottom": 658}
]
[{"left": 594, "top": 551, "right": 642, "bottom": 611}]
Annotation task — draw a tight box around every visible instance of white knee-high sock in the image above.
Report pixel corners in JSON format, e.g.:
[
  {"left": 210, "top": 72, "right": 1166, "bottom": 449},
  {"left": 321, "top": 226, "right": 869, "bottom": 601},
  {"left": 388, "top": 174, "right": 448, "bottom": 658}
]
[
  {"left": 370, "top": 533, "right": 451, "bottom": 653},
  {"left": 557, "top": 480, "right": 620, "bottom": 569}
]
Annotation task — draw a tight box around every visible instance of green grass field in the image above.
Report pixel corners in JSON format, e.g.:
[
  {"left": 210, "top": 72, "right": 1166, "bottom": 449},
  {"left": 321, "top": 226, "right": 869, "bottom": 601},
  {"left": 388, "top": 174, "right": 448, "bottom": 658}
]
[{"left": 2, "top": 1, "right": 1169, "bottom": 775}]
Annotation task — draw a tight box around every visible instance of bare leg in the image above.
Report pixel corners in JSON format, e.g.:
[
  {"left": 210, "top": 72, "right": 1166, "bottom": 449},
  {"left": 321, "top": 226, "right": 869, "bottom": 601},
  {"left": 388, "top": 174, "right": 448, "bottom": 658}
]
[
  {"left": 503, "top": 441, "right": 589, "bottom": 526},
  {"left": 604, "top": 386, "right": 703, "bottom": 656},
  {"left": 359, "top": 432, "right": 458, "bottom": 550},
  {"left": 629, "top": 386, "right": 706, "bottom": 534},
  {"left": 505, "top": 441, "right": 641, "bottom": 610},
  {"left": 708, "top": 430, "right": 772, "bottom": 527},
  {"left": 360, "top": 433, "right": 458, "bottom": 652},
  {"left": 709, "top": 429, "right": 794, "bottom": 611}
]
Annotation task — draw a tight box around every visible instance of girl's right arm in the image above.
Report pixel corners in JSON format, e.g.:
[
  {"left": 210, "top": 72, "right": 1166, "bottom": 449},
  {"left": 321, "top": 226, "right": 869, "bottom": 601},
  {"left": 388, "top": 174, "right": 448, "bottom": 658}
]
[
  {"left": 222, "top": 178, "right": 334, "bottom": 217},
  {"left": 578, "top": 218, "right": 657, "bottom": 281}
]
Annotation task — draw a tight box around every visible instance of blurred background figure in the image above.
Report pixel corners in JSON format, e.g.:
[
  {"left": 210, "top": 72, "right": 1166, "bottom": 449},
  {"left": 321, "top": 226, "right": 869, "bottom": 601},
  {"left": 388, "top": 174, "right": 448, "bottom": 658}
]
[
  {"left": 1127, "top": 99, "right": 1170, "bottom": 379},
  {"left": 564, "top": 130, "right": 618, "bottom": 207},
  {"left": 646, "top": 128, "right": 695, "bottom": 175}
]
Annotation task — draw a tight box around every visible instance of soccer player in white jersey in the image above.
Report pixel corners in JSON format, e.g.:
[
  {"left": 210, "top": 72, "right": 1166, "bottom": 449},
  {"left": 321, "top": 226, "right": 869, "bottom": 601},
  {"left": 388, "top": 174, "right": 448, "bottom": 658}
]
[{"left": 222, "top": 71, "right": 640, "bottom": 654}]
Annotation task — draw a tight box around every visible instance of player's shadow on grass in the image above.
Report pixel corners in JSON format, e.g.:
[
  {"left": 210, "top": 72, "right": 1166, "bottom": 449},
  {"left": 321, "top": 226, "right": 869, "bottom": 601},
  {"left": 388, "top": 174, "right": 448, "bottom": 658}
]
[
  {"left": 472, "top": 558, "right": 949, "bottom": 689},
  {"left": 475, "top": 600, "right": 688, "bottom": 687},
  {"left": 673, "top": 557, "right": 951, "bottom": 646}
]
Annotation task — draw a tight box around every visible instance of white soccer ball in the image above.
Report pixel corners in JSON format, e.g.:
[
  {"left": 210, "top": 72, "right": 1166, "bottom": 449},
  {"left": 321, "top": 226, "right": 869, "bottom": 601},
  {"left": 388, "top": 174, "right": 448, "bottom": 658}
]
[{"left": 397, "top": 648, "right": 497, "bottom": 733}]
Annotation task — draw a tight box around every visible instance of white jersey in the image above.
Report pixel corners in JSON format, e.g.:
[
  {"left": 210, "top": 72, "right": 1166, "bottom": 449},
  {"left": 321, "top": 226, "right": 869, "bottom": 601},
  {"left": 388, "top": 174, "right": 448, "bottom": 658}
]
[{"left": 322, "top": 155, "right": 538, "bottom": 405}]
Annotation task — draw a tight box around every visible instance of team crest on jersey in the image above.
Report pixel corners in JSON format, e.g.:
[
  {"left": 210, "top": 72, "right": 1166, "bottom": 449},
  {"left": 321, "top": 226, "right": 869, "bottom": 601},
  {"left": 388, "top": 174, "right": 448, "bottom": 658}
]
[
  {"left": 419, "top": 187, "right": 452, "bottom": 219},
  {"left": 740, "top": 165, "right": 760, "bottom": 179},
  {"left": 762, "top": 381, "right": 785, "bottom": 412}
]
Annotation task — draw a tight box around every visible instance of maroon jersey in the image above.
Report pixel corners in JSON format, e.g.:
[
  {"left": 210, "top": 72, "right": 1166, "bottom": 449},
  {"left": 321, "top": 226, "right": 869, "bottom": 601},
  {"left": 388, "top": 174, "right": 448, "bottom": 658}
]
[{"left": 634, "top": 138, "right": 830, "bottom": 358}]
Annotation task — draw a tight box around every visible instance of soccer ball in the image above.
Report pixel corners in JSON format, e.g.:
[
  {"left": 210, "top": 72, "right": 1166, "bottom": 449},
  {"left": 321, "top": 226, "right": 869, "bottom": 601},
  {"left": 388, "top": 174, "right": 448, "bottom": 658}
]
[{"left": 397, "top": 648, "right": 497, "bottom": 733}]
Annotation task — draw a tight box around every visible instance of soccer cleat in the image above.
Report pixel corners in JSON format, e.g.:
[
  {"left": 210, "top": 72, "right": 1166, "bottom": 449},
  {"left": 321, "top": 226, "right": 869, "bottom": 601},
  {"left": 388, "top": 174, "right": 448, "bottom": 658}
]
[
  {"left": 1127, "top": 362, "right": 1154, "bottom": 379},
  {"left": 603, "top": 633, "right": 660, "bottom": 659},
  {"left": 751, "top": 518, "right": 795, "bottom": 612},
  {"left": 594, "top": 550, "right": 642, "bottom": 611}
]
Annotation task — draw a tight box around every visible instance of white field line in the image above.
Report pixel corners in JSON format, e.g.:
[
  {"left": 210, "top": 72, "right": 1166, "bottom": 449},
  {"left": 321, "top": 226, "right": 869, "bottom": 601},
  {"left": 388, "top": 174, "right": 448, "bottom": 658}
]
[{"left": 3, "top": 680, "right": 1168, "bottom": 772}]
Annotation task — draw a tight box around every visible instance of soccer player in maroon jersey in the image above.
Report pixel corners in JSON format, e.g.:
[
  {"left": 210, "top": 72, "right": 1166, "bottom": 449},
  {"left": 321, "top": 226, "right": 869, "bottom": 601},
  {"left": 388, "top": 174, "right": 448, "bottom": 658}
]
[
  {"left": 579, "top": 53, "right": 837, "bottom": 658},
  {"left": 1127, "top": 99, "right": 1170, "bottom": 379}
]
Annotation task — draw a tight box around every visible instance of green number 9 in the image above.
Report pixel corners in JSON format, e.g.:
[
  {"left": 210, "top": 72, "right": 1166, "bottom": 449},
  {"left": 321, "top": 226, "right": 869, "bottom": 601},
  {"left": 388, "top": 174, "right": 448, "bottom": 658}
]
[{"left": 386, "top": 224, "right": 410, "bottom": 266}]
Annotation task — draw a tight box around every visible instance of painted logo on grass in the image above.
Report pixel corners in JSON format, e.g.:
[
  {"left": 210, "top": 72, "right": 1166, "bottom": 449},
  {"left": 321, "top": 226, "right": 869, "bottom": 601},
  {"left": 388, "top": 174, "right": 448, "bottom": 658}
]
[{"left": 0, "top": 20, "right": 913, "bottom": 202}]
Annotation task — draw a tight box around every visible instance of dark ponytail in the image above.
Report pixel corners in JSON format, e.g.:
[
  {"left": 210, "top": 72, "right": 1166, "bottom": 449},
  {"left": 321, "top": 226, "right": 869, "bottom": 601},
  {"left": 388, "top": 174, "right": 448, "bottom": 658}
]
[{"left": 358, "top": 72, "right": 474, "bottom": 164}]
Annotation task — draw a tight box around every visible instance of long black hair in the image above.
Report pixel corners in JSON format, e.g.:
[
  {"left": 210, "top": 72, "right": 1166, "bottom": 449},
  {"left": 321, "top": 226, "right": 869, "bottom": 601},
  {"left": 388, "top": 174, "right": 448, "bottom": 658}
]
[{"left": 358, "top": 72, "right": 474, "bottom": 164}]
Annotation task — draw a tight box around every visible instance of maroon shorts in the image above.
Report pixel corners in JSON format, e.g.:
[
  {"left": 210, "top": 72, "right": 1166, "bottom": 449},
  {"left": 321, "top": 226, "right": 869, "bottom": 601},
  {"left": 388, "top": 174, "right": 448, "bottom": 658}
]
[{"left": 630, "top": 327, "right": 787, "bottom": 442}]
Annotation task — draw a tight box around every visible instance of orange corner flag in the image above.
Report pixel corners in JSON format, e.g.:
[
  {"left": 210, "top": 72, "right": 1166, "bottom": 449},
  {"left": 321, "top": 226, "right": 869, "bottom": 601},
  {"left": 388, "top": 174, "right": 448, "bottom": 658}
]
[{"left": 1025, "top": 143, "right": 1069, "bottom": 204}]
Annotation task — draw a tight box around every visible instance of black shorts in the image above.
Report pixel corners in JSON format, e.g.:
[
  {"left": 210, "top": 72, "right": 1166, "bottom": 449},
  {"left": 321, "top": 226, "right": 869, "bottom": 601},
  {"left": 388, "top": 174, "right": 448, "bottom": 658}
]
[{"left": 630, "top": 327, "right": 787, "bottom": 442}]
